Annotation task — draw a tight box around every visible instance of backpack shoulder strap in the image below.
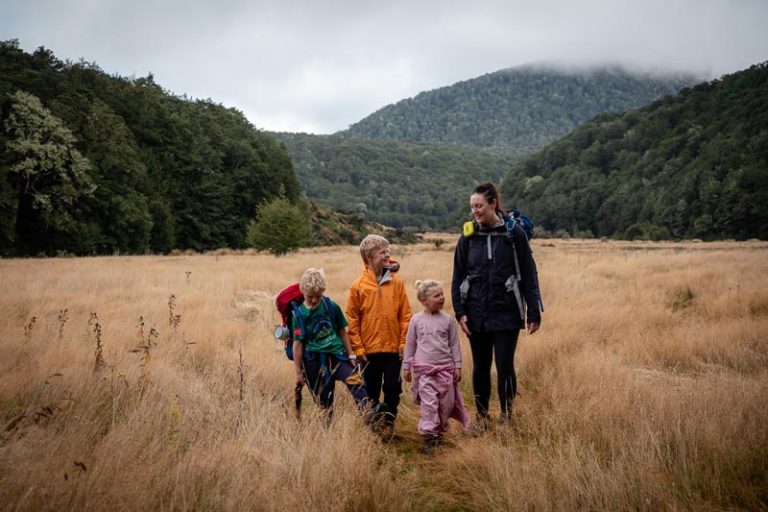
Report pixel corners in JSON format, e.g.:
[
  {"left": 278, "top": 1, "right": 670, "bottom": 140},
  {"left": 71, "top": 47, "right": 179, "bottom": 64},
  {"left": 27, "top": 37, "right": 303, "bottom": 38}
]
[{"left": 290, "top": 301, "right": 306, "bottom": 338}]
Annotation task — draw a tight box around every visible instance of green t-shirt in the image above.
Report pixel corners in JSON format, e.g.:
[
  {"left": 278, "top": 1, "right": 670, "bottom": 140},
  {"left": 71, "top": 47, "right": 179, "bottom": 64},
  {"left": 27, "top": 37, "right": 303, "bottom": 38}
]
[{"left": 292, "top": 298, "right": 348, "bottom": 354}]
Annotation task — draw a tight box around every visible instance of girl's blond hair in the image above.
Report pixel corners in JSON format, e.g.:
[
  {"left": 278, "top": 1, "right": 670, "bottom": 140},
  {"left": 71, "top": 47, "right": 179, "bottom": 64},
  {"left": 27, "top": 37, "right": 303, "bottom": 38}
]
[
  {"left": 414, "top": 279, "right": 441, "bottom": 301},
  {"left": 299, "top": 267, "right": 326, "bottom": 293}
]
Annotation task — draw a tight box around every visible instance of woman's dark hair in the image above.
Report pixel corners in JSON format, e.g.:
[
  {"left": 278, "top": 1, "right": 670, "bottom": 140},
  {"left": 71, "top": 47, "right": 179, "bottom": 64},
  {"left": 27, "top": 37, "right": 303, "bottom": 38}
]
[{"left": 472, "top": 182, "right": 503, "bottom": 211}]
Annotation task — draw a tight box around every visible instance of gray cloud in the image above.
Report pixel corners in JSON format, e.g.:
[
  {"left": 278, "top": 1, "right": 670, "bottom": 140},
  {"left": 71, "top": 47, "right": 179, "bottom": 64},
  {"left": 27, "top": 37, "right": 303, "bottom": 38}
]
[{"left": 2, "top": 0, "right": 767, "bottom": 133}]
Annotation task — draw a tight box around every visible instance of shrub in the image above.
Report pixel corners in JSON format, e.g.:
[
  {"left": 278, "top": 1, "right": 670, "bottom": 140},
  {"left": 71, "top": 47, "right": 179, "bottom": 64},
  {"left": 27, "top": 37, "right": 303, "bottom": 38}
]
[{"left": 246, "top": 196, "right": 312, "bottom": 256}]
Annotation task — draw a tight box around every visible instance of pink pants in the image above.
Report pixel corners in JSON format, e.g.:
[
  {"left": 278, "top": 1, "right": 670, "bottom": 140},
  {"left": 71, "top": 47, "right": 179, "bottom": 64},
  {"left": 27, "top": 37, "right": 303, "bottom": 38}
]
[{"left": 411, "top": 362, "right": 470, "bottom": 436}]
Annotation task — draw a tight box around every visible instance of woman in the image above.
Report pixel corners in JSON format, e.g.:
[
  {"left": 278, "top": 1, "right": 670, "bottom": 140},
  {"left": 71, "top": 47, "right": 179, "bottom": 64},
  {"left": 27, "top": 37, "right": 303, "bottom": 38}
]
[{"left": 450, "top": 182, "right": 542, "bottom": 430}]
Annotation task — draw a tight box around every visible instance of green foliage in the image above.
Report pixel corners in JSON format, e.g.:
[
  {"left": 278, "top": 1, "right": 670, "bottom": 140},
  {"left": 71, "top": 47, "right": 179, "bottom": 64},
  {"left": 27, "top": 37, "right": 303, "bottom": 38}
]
[
  {"left": 246, "top": 195, "right": 312, "bottom": 256},
  {"left": 1, "top": 90, "right": 95, "bottom": 254},
  {"left": 501, "top": 62, "right": 768, "bottom": 240},
  {"left": 0, "top": 40, "right": 301, "bottom": 255},
  {"left": 273, "top": 133, "right": 511, "bottom": 230},
  {"left": 278, "top": 65, "right": 696, "bottom": 232},
  {"left": 340, "top": 65, "right": 698, "bottom": 159}
]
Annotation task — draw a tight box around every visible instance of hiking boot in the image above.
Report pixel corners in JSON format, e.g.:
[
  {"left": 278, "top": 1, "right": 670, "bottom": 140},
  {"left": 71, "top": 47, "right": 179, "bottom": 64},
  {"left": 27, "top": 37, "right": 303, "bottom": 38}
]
[
  {"left": 498, "top": 411, "right": 514, "bottom": 427},
  {"left": 378, "top": 420, "right": 395, "bottom": 442},
  {"left": 365, "top": 402, "right": 390, "bottom": 426},
  {"left": 468, "top": 416, "right": 490, "bottom": 437},
  {"left": 365, "top": 403, "right": 395, "bottom": 440},
  {"left": 420, "top": 435, "right": 441, "bottom": 455}
]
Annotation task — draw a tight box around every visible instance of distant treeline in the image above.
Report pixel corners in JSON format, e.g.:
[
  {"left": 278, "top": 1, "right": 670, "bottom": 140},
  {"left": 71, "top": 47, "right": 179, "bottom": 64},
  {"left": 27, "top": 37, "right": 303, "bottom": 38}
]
[
  {"left": 502, "top": 62, "right": 768, "bottom": 240},
  {"left": 0, "top": 40, "right": 300, "bottom": 256},
  {"left": 274, "top": 133, "right": 511, "bottom": 230}
]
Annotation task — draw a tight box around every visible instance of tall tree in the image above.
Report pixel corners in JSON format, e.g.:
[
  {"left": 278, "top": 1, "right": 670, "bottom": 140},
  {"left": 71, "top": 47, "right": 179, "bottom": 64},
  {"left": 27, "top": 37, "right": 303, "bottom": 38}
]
[{"left": 1, "top": 90, "right": 95, "bottom": 254}]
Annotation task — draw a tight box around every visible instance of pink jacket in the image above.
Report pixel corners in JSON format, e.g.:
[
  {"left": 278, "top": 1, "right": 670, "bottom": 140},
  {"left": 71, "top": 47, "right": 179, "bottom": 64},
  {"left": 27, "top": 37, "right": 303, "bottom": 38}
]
[{"left": 411, "top": 361, "right": 470, "bottom": 432}]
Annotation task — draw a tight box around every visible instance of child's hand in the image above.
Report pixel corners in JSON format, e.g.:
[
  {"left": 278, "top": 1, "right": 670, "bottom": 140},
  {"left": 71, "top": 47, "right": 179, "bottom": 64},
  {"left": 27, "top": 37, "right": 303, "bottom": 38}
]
[
  {"left": 403, "top": 368, "right": 412, "bottom": 382},
  {"left": 295, "top": 370, "right": 304, "bottom": 387},
  {"left": 454, "top": 367, "right": 461, "bottom": 383}
]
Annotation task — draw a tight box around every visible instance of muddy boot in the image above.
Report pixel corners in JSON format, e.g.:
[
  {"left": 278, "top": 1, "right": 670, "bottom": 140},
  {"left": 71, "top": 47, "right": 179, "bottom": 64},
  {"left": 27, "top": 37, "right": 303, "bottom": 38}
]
[
  {"left": 499, "top": 399, "right": 514, "bottom": 427},
  {"left": 420, "top": 435, "right": 441, "bottom": 454},
  {"left": 468, "top": 415, "right": 490, "bottom": 437},
  {"left": 367, "top": 402, "right": 395, "bottom": 440}
]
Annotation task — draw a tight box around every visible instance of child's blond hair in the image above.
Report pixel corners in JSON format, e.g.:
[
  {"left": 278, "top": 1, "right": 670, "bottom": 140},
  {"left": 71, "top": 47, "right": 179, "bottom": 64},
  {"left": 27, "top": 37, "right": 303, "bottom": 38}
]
[
  {"left": 358, "top": 234, "right": 389, "bottom": 264},
  {"left": 414, "top": 279, "right": 441, "bottom": 301},
  {"left": 299, "top": 267, "right": 326, "bottom": 294}
]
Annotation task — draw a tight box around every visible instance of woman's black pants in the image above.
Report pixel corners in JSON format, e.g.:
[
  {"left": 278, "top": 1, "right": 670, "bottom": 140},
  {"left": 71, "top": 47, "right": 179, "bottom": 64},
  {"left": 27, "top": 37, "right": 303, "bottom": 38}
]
[{"left": 468, "top": 329, "right": 520, "bottom": 417}]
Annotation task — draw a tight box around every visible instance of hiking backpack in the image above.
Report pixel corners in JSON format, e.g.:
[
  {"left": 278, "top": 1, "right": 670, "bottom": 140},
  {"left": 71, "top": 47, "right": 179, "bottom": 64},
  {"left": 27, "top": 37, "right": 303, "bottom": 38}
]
[
  {"left": 508, "top": 207, "right": 534, "bottom": 240},
  {"left": 459, "top": 210, "right": 544, "bottom": 319},
  {"left": 274, "top": 283, "right": 332, "bottom": 360}
]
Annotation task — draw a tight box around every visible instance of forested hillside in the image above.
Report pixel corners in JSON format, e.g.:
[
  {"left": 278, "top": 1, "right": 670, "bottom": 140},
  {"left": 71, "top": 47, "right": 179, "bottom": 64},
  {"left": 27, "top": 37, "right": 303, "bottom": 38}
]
[
  {"left": 502, "top": 62, "right": 768, "bottom": 240},
  {"left": 0, "top": 40, "right": 302, "bottom": 256},
  {"left": 339, "top": 65, "right": 697, "bottom": 159},
  {"left": 274, "top": 133, "right": 511, "bottom": 230}
]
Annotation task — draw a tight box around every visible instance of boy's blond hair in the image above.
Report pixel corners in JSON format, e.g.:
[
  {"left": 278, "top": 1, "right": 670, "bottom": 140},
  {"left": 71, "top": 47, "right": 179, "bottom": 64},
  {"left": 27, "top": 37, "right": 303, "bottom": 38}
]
[
  {"left": 414, "top": 279, "right": 441, "bottom": 301},
  {"left": 359, "top": 234, "right": 389, "bottom": 264},
  {"left": 299, "top": 267, "right": 326, "bottom": 294}
]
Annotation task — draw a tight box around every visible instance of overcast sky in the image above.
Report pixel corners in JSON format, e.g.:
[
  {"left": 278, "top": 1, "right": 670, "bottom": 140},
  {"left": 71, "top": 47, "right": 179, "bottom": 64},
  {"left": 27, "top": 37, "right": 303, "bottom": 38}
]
[{"left": 2, "top": 0, "right": 767, "bottom": 134}]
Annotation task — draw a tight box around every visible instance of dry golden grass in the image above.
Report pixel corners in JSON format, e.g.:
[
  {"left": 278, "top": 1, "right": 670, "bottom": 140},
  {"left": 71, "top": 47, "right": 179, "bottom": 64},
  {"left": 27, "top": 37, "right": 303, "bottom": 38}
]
[{"left": 1, "top": 238, "right": 767, "bottom": 511}]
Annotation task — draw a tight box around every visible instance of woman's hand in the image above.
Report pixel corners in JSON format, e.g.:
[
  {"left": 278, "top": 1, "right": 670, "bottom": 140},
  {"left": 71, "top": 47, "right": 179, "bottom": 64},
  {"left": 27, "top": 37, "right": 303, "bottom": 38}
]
[
  {"left": 403, "top": 368, "right": 412, "bottom": 382},
  {"left": 527, "top": 322, "right": 540, "bottom": 335},
  {"left": 459, "top": 315, "right": 472, "bottom": 336},
  {"left": 454, "top": 367, "right": 462, "bottom": 383}
]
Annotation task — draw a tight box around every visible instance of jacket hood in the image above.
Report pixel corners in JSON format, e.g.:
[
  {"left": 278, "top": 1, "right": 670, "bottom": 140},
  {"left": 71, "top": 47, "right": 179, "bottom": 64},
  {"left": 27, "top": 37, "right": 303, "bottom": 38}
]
[{"left": 362, "top": 257, "right": 401, "bottom": 274}]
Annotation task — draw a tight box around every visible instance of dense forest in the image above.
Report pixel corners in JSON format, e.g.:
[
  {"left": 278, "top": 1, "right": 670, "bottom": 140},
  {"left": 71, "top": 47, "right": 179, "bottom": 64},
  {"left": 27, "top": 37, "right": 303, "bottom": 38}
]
[
  {"left": 0, "top": 40, "right": 305, "bottom": 256},
  {"left": 279, "top": 65, "right": 700, "bottom": 231},
  {"left": 4, "top": 38, "right": 763, "bottom": 249},
  {"left": 274, "top": 133, "right": 511, "bottom": 230},
  {"left": 339, "top": 65, "right": 698, "bottom": 159},
  {"left": 501, "top": 62, "right": 768, "bottom": 240}
]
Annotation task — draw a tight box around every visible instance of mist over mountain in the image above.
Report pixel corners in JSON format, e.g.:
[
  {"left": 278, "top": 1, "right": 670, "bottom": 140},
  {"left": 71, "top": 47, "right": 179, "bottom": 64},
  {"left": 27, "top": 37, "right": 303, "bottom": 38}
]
[
  {"left": 501, "top": 62, "right": 768, "bottom": 240},
  {"left": 337, "top": 64, "right": 700, "bottom": 159},
  {"left": 283, "top": 64, "right": 701, "bottom": 230}
]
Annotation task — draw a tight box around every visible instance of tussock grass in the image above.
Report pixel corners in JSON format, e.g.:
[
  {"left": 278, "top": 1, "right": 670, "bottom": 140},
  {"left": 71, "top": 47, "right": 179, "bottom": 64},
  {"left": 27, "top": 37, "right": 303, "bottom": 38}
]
[{"left": 1, "top": 239, "right": 767, "bottom": 511}]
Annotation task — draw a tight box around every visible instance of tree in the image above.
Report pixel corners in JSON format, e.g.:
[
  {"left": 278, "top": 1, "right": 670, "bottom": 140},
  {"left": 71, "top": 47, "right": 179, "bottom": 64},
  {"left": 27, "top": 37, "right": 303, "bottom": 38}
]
[
  {"left": 246, "top": 196, "right": 312, "bottom": 256},
  {"left": 1, "top": 90, "right": 95, "bottom": 254}
]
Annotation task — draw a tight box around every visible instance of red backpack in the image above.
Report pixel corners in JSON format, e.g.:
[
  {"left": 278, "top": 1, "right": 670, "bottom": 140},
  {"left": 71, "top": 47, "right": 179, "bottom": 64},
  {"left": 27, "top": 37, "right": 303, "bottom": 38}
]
[
  {"left": 274, "top": 283, "right": 331, "bottom": 360},
  {"left": 276, "top": 283, "right": 303, "bottom": 330}
]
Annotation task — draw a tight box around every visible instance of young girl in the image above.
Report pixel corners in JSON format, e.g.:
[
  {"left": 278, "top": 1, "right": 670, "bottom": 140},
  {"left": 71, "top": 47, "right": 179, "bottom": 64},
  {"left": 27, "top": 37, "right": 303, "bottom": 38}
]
[{"left": 403, "top": 280, "right": 470, "bottom": 453}]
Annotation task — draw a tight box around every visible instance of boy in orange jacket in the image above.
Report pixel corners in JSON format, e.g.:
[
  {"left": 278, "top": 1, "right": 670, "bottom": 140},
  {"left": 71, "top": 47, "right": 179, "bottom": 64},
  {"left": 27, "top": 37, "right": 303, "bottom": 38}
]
[{"left": 346, "top": 235, "right": 412, "bottom": 435}]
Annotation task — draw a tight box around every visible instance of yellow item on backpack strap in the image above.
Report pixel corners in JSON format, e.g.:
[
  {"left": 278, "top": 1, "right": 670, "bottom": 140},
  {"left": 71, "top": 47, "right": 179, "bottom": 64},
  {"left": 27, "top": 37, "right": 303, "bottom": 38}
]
[{"left": 463, "top": 221, "right": 475, "bottom": 237}]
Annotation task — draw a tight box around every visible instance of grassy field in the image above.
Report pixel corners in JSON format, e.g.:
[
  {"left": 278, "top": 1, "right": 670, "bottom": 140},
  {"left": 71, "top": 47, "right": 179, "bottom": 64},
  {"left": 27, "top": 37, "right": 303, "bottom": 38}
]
[{"left": 1, "top": 238, "right": 767, "bottom": 511}]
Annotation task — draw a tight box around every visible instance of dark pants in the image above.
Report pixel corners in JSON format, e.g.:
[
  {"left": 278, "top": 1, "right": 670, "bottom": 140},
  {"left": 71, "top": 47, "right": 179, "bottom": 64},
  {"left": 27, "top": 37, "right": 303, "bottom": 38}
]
[
  {"left": 362, "top": 352, "right": 402, "bottom": 419},
  {"left": 468, "top": 329, "right": 520, "bottom": 417},
  {"left": 302, "top": 352, "right": 367, "bottom": 409}
]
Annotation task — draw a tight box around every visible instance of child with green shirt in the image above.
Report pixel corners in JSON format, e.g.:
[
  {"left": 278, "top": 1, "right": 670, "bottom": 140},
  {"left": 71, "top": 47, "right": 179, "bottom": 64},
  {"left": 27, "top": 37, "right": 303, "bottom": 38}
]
[{"left": 292, "top": 267, "right": 367, "bottom": 414}]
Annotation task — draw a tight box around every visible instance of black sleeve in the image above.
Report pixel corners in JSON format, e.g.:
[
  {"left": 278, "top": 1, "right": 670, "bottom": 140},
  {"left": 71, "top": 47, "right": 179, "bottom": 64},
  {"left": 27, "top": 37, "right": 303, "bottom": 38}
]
[
  {"left": 512, "top": 224, "right": 543, "bottom": 323},
  {"left": 451, "top": 235, "right": 469, "bottom": 320}
]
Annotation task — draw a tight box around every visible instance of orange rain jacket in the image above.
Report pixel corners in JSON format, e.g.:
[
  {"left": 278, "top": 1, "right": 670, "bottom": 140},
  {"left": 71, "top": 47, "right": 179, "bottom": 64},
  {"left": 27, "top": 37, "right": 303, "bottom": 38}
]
[{"left": 346, "top": 259, "right": 412, "bottom": 357}]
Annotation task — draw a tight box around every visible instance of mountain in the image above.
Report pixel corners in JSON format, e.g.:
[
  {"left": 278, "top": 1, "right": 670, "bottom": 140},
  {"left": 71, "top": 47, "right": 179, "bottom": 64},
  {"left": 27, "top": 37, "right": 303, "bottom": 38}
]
[
  {"left": 501, "top": 62, "right": 768, "bottom": 240},
  {"left": 282, "top": 64, "right": 699, "bottom": 230},
  {"left": 274, "top": 133, "right": 511, "bottom": 230},
  {"left": 338, "top": 64, "right": 699, "bottom": 159}
]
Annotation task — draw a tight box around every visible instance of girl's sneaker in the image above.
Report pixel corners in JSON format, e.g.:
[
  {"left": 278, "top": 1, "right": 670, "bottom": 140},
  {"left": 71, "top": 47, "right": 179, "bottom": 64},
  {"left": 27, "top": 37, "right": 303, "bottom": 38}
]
[{"left": 420, "top": 435, "right": 441, "bottom": 454}]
